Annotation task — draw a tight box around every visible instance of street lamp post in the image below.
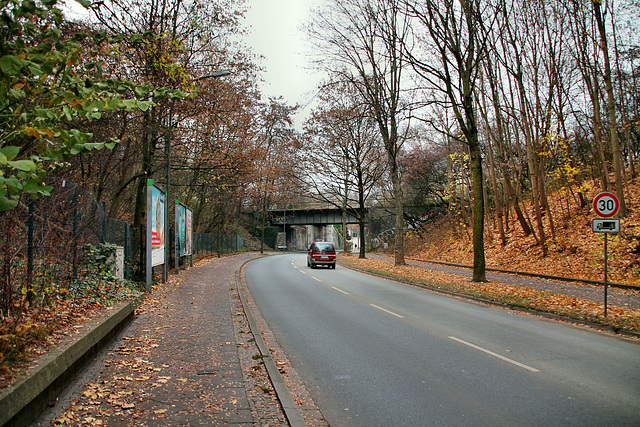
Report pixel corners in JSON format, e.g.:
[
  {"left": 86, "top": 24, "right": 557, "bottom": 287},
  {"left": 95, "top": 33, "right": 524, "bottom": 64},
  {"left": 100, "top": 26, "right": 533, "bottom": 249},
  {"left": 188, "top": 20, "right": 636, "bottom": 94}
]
[{"left": 164, "top": 70, "right": 231, "bottom": 280}]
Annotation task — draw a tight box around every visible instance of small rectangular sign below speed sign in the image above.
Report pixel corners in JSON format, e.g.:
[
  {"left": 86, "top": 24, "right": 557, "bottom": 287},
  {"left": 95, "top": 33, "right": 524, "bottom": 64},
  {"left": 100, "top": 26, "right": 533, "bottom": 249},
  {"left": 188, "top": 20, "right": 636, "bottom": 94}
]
[{"left": 592, "top": 219, "right": 620, "bottom": 233}]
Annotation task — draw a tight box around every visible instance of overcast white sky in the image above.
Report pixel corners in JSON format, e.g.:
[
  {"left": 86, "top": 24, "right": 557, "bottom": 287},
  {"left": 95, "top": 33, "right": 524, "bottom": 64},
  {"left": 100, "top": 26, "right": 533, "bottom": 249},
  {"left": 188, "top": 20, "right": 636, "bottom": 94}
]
[
  {"left": 64, "top": 0, "right": 325, "bottom": 123},
  {"left": 242, "top": 0, "right": 326, "bottom": 113}
]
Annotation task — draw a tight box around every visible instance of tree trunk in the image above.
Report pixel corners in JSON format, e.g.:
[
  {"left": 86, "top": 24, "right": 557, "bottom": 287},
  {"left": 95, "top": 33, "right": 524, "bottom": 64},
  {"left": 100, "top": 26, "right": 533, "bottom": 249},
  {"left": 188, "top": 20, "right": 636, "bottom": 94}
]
[
  {"left": 478, "top": 72, "right": 506, "bottom": 245},
  {"left": 487, "top": 140, "right": 505, "bottom": 245},
  {"left": 342, "top": 170, "right": 349, "bottom": 252},
  {"left": 525, "top": 136, "right": 548, "bottom": 256},
  {"left": 446, "top": 130, "right": 458, "bottom": 235},
  {"left": 388, "top": 151, "right": 405, "bottom": 265},
  {"left": 489, "top": 68, "right": 532, "bottom": 237},
  {"left": 133, "top": 107, "right": 158, "bottom": 227},
  {"left": 260, "top": 194, "right": 267, "bottom": 255},
  {"left": 592, "top": 71, "right": 611, "bottom": 189},
  {"left": 513, "top": 60, "right": 548, "bottom": 255},
  {"left": 358, "top": 215, "right": 366, "bottom": 258},
  {"left": 593, "top": 0, "right": 628, "bottom": 217},
  {"left": 469, "top": 133, "right": 487, "bottom": 282},
  {"left": 357, "top": 168, "right": 367, "bottom": 259}
]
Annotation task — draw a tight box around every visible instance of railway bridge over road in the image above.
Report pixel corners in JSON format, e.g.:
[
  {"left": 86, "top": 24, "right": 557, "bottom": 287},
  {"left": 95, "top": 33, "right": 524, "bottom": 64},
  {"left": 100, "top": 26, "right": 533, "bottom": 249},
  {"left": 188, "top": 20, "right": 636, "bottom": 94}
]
[
  {"left": 267, "top": 206, "right": 439, "bottom": 252},
  {"left": 269, "top": 208, "right": 359, "bottom": 226},
  {"left": 269, "top": 208, "right": 360, "bottom": 251}
]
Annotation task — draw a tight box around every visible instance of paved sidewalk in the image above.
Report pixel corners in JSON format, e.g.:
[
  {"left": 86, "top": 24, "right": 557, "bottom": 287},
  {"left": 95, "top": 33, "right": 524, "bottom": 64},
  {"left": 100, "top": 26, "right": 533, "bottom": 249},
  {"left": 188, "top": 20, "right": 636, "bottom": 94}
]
[{"left": 37, "top": 253, "right": 288, "bottom": 426}]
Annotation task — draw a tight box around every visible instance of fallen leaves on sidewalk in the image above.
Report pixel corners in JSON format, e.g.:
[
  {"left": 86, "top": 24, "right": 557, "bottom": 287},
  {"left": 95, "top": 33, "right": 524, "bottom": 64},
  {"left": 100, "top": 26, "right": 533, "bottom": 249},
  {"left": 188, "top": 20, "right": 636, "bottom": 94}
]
[{"left": 50, "top": 254, "right": 289, "bottom": 426}]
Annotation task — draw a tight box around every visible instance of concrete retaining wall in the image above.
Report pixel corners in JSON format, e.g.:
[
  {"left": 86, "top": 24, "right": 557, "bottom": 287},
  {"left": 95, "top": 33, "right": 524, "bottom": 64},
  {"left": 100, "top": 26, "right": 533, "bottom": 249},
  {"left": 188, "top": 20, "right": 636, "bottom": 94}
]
[{"left": 0, "top": 294, "right": 144, "bottom": 426}]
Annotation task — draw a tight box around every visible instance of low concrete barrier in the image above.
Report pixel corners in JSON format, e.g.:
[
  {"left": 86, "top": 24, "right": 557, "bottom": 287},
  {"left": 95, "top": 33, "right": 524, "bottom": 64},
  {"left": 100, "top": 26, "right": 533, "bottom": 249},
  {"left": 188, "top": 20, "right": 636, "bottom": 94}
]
[{"left": 0, "top": 294, "right": 144, "bottom": 427}]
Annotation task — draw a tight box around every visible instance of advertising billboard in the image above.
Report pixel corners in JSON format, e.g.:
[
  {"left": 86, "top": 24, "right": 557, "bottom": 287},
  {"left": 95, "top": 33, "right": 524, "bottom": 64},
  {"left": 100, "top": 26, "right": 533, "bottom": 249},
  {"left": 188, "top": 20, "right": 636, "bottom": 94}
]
[
  {"left": 185, "top": 208, "right": 192, "bottom": 256},
  {"left": 176, "top": 202, "right": 193, "bottom": 257},
  {"left": 151, "top": 185, "right": 165, "bottom": 267}
]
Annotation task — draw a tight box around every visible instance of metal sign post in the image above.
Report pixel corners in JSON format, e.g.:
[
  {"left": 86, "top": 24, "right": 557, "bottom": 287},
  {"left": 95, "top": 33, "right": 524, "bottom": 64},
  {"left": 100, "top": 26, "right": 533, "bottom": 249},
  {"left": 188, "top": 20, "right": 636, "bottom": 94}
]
[
  {"left": 146, "top": 179, "right": 153, "bottom": 291},
  {"left": 592, "top": 192, "right": 620, "bottom": 317},
  {"left": 604, "top": 232, "right": 609, "bottom": 318}
]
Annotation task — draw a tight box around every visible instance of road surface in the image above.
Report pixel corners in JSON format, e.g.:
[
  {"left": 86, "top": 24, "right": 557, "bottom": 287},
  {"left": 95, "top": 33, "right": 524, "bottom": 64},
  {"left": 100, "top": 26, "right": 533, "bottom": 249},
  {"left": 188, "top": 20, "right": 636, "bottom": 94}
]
[{"left": 245, "top": 253, "right": 640, "bottom": 426}]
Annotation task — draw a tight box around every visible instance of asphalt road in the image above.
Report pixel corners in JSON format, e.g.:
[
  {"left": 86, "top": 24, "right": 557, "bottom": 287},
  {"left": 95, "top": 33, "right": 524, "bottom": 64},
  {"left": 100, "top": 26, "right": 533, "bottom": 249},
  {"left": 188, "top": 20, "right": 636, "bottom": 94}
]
[{"left": 245, "top": 253, "right": 640, "bottom": 427}]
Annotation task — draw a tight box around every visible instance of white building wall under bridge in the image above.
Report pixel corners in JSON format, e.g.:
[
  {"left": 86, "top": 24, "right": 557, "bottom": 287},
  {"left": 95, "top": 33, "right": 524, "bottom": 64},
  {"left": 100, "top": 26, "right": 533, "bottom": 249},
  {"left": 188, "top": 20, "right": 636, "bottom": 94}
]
[
  {"left": 308, "top": 225, "right": 342, "bottom": 250},
  {"left": 280, "top": 224, "right": 343, "bottom": 251}
]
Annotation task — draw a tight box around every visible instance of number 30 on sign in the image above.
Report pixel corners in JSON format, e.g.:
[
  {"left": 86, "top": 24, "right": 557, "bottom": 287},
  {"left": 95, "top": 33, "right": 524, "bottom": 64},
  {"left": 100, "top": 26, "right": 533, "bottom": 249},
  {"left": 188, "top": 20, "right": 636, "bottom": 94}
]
[{"left": 593, "top": 192, "right": 620, "bottom": 218}]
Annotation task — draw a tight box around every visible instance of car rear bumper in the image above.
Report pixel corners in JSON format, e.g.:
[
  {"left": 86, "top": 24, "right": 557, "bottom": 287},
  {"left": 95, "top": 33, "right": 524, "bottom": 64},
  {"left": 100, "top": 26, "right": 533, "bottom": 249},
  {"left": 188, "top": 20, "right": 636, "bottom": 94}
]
[{"left": 312, "top": 259, "right": 335, "bottom": 266}]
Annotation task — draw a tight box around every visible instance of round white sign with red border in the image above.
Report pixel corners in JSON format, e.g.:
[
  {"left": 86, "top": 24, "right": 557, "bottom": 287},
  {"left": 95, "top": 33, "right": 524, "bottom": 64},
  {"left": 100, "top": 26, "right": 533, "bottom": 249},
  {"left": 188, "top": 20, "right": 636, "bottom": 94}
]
[{"left": 593, "top": 192, "right": 619, "bottom": 218}]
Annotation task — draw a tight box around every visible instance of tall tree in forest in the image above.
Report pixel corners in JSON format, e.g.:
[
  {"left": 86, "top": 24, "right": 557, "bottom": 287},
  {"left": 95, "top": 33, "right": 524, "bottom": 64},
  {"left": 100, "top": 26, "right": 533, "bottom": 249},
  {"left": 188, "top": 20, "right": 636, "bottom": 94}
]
[
  {"left": 403, "top": 0, "right": 492, "bottom": 281},
  {"left": 497, "top": 0, "right": 553, "bottom": 255},
  {"left": 302, "top": 80, "right": 386, "bottom": 258},
  {"left": 86, "top": 0, "right": 243, "bottom": 227},
  {"left": 567, "top": 0, "right": 611, "bottom": 190},
  {"left": 309, "top": 0, "right": 412, "bottom": 265},
  {"left": 254, "top": 98, "right": 299, "bottom": 254},
  {"left": 593, "top": 0, "right": 628, "bottom": 217}
]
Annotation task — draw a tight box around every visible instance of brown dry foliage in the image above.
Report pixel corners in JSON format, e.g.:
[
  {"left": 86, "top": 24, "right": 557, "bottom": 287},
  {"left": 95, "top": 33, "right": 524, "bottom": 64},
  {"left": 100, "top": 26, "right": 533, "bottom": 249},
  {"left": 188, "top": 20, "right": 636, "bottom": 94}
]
[
  {"left": 343, "top": 177, "right": 640, "bottom": 332},
  {"left": 407, "top": 179, "right": 640, "bottom": 286},
  {"left": 0, "top": 283, "right": 141, "bottom": 389},
  {"left": 339, "top": 254, "right": 640, "bottom": 332}
]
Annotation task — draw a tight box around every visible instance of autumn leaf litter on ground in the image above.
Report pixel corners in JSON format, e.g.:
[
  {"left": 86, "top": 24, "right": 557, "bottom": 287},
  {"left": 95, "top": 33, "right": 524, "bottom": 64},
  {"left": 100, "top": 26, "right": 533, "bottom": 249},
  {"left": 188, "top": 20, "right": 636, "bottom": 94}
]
[
  {"left": 340, "top": 181, "right": 640, "bottom": 334},
  {"left": 338, "top": 254, "right": 640, "bottom": 333}
]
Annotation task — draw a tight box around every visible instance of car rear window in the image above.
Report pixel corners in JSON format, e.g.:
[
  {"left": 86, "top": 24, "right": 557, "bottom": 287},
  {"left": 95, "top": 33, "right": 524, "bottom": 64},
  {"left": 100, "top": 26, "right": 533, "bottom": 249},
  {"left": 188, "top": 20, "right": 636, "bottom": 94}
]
[{"left": 314, "top": 243, "right": 334, "bottom": 252}]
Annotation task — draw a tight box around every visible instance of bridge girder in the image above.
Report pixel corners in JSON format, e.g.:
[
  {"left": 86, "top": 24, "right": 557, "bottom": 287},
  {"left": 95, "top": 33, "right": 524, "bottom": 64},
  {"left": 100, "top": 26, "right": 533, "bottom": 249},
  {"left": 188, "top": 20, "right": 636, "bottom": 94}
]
[{"left": 270, "top": 208, "right": 359, "bottom": 226}]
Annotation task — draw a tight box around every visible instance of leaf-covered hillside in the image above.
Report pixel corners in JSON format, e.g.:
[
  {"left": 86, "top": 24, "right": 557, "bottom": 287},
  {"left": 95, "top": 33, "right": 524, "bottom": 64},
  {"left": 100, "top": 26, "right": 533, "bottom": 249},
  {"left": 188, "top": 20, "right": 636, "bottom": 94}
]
[{"left": 405, "top": 179, "right": 640, "bottom": 286}]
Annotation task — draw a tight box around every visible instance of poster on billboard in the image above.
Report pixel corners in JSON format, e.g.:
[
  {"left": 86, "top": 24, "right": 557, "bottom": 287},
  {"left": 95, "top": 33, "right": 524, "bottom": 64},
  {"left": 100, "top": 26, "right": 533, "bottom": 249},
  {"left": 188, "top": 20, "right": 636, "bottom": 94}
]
[
  {"left": 151, "top": 185, "right": 165, "bottom": 267},
  {"left": 177, "top": 203, "right": 186, "bottom": 256},
  {"left": 176, "top": 203, "right": 193, "bottom": 257},
  {"left": 185, "top": 208, "right": 192, "bottom": 256}
]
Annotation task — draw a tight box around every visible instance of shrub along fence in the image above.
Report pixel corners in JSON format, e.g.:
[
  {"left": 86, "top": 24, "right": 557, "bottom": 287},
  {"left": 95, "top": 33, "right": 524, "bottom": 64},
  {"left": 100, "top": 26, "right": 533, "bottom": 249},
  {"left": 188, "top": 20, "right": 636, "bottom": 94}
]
[{"left": 0, "top": 177, "right": 244, "bottom": 315}]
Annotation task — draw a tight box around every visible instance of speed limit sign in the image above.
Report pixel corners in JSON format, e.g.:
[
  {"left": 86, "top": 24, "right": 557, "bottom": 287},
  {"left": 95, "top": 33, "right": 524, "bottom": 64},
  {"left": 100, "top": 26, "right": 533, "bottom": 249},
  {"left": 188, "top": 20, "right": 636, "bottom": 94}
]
[{"left": 593, "top": 192, "right": 619, "bottom": 218}]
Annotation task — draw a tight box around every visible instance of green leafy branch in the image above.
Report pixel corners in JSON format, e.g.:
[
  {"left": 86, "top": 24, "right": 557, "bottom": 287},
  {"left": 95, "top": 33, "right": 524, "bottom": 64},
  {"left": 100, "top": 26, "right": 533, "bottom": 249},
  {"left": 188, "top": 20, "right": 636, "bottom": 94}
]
[{"left": 0, "top": 0, "right": 188, "bottom": 211}]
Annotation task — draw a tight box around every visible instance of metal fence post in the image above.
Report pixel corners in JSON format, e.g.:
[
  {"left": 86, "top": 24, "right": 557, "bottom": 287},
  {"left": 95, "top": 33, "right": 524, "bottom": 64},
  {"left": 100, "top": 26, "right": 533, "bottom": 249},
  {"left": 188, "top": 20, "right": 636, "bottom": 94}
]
[
  {"left": 124, "top": 222, "right": 130, "bottom": 280},
  {"left": 26, "top": 200, "right": 34, "bottom": 286},
  {"left": 72, "top": 184, "right": 79, "bottom": 281},
  {"left": 101, "top": 201, "right": 106, "bottom": 244}
]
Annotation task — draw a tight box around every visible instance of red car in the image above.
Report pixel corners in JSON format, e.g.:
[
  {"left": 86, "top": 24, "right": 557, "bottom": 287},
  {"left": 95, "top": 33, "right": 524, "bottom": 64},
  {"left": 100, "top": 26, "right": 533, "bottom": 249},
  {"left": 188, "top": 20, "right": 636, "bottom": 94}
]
[{"left": 307, "top": 242, "right": 336, "bottom": 269}]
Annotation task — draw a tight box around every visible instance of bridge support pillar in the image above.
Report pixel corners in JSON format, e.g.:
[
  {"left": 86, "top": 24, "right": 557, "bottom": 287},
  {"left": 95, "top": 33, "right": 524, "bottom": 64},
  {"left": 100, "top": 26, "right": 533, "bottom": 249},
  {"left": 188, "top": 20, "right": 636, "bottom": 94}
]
[{"left": 305, "top": 225, "right": 342, "bottom": 250}]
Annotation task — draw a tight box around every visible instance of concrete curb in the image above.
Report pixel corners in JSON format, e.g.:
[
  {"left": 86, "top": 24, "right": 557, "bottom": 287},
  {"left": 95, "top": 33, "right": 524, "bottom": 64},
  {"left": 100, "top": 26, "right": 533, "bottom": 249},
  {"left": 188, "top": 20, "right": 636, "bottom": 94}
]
[
  {"left": 235, "top": 259, "right": 307, "bottom": 427},
  {"left": 0, "top": 293, "right": 144, "bottom": 427}
]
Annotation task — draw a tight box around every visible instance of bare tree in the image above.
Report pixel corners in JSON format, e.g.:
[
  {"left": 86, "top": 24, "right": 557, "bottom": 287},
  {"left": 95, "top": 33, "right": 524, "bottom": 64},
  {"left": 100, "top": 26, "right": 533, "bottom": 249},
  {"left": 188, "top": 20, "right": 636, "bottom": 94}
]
[
  {"left": 308, "top": 0, "right": 413, "bottom": 265},
  {"left": 301, "top": 80, "right": 386, "bottom": 258},
  {"left": 254, "top": 98, "right": 300, "bottom": 254},
  {"left": 478, "top": 56, "right": 533, "bottom": 239},
  {"left": 403, "top": 0, "right": 494, "bottom": 281},
  {"left": 593, "top": 0, "right": 628, "bottom": 216},
  {"left": 176, "top": 74, "right": 262, "bottom": 233}
]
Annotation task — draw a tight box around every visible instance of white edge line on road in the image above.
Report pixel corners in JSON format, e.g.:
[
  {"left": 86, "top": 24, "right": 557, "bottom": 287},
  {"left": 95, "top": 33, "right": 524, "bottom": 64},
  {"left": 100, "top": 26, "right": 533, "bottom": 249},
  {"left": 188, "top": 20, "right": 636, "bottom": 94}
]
[
  {"left": 370, "top": 304, "right": 405, "bottom": 318},
  {"left": 331, "top": 286, "right": 350, "bottom": 295},
  {"left": 449, "top": 336, "right": 540, "bottom": 373}
]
